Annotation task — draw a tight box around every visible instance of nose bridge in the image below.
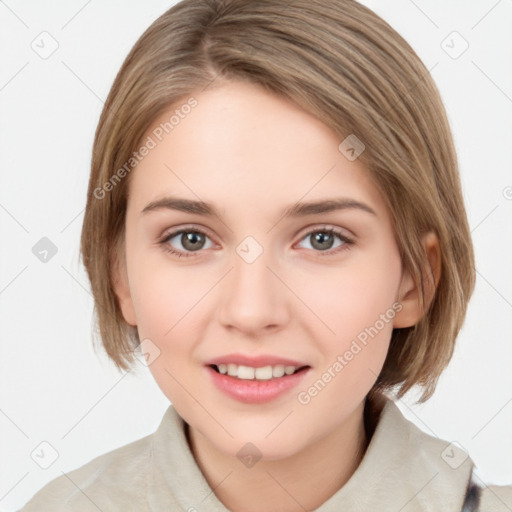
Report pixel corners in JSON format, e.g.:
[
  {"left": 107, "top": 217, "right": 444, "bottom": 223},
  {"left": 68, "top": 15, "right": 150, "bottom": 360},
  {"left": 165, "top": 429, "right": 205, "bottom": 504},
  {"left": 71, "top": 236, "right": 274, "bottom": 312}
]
[{"left": 217, "top": 235, "right": 288, "bottom": 332}]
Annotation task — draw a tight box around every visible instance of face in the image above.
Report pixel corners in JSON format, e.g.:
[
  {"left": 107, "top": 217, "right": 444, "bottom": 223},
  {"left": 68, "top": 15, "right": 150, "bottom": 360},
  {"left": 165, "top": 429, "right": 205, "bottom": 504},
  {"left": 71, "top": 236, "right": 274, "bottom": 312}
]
[{"left": 114, "top": 80, "right": 421, "bottom": 461}]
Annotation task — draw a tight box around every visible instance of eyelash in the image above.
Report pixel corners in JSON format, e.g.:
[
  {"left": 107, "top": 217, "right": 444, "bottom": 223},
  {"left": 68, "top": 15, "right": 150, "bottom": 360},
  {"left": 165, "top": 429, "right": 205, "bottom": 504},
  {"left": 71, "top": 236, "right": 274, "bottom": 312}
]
[{"left": 158, "top": 225, "right": 354, "bottom": 259}]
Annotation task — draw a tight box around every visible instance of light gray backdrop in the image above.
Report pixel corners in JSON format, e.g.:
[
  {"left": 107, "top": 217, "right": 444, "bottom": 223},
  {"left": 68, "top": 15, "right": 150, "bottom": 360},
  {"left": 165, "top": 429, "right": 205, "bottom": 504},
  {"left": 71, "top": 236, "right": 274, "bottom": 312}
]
[{"left": 1, "top": 1, "right": 511, "bottom": 510}]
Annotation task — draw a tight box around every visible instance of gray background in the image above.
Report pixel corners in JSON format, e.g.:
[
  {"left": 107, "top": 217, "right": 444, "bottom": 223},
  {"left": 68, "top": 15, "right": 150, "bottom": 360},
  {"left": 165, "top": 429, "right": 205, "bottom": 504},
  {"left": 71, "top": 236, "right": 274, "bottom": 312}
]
[{"left": 1, "top": 1, "right": 511, "bottom": 510}]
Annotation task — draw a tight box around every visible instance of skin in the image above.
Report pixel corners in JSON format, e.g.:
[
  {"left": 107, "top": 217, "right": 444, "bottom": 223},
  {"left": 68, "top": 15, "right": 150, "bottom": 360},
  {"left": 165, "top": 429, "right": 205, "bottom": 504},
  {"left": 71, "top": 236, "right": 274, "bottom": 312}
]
[{"left": 113, "top": 80, "right": 440, "bottom": 512}]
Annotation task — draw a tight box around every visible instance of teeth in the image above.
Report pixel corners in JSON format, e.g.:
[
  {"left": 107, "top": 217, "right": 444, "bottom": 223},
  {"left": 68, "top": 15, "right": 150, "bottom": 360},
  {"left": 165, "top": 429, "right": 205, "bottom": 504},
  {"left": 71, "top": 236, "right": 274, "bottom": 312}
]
[
  {"left": 215, "top": 363, "right": 302, "bottom": 380},
  {"left": 255, "top": 366, "right": 272, "bottom": 380},
  {"left": 237, "top": 365, "right": 255, "bottom": 379},
  {"left": 272, "top": 365, "right": 285, "bottom": 378}
]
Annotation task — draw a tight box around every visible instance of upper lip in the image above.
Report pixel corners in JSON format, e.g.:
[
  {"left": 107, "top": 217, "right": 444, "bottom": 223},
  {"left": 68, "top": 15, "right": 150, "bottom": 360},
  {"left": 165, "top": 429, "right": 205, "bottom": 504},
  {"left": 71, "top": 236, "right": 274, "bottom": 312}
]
[{"left": 205, "top": 354, "right": 309, "bottom": 368}]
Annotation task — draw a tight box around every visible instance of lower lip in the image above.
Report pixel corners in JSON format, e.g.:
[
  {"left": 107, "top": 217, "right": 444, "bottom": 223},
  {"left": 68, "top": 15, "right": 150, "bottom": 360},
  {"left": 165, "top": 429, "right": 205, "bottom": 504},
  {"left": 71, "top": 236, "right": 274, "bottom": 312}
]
[{"left": 206, "top": 366, "right": 311, "bottom": 404}]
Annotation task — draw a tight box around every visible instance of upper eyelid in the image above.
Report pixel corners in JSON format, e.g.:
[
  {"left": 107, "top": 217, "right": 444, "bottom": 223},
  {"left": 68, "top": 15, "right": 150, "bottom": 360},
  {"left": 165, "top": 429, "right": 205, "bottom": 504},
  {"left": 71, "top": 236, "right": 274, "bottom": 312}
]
[
  {"left": 160, "top": 224, "right": 214, "bottom": 240},
  {"left": 297, "top": 224, "right": 353, "bottom": 238}
]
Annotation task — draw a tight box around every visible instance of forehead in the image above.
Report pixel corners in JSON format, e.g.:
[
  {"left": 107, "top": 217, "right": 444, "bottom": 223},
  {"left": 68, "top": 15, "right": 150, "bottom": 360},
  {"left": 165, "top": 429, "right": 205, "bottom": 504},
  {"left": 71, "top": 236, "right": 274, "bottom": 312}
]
[{"left": 128, "top": 80, "right": 387, "bottom": 220}]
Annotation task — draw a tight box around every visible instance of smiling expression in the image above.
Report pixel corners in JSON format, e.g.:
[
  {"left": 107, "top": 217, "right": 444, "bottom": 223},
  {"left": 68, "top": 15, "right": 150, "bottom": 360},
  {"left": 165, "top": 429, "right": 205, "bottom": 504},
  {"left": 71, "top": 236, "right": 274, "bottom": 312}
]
[{"left": 113, "top": 79, "right": 417, "bottom": 460}]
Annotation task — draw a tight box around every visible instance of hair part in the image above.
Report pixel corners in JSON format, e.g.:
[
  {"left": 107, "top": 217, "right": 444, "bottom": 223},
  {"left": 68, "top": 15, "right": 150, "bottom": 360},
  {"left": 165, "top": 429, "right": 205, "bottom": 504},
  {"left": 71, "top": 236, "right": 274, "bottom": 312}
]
[{"left": 80, "top": 0, "right": 475, "bottom": 402}]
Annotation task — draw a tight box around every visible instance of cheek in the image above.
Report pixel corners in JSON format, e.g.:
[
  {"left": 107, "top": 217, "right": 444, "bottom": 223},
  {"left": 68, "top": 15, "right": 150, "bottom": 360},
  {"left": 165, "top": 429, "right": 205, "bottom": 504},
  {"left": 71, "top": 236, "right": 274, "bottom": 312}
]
[
  {"left": 129, "top": 260, "right": 211, "bottom": 406},
  {"left": 293, "top": 243, "right": 401, "bottom": 397},
  {"left": 129, "top": 250, "right": 206, "bottom": 337},
  {"left": 297, "top": 252, "right": 401, "bottom": 343},
  {"left": 295, "top": 274, "right": 397, "bottom": 425}
]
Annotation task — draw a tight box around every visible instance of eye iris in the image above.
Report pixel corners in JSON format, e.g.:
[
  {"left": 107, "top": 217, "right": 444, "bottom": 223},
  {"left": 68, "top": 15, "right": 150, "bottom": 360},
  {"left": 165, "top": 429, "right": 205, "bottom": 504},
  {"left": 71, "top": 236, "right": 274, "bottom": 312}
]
[
  {"left": 182, "top": 232, "right": 205, "bottom": 251},
  {"left": 311, "top": 232, "right": 334, "bottom": 250}
]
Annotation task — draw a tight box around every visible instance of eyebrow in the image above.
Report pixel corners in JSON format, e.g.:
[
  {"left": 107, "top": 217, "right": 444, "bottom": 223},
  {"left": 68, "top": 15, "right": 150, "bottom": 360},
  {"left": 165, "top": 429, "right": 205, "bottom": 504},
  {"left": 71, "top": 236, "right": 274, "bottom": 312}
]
[{"left": 141, "top": 195, "right": 377, "bottom": 219}]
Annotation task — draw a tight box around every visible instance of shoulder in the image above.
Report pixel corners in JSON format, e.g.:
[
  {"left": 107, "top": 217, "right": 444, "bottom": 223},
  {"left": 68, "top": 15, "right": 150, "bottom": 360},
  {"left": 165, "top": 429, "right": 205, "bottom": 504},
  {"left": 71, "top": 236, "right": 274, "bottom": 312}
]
[
  {"left": 463, "top": 474, "right": 512, "bottom": 512},
  {"left": 376, "top": 395, "right": 512, "bottom": 511},
  {"left": 365, "top": 395, "right": 494, "bottom": 510},
  {"left": 17, "top": 434, "right": 152, "bottom": 512}
]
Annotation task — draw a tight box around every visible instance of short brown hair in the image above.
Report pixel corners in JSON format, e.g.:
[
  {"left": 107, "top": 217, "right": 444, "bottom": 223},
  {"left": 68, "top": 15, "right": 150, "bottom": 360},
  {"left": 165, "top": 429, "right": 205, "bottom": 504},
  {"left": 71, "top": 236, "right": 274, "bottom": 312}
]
[{"left": 80, "top": 0, "right": 475, "bottom": 402}]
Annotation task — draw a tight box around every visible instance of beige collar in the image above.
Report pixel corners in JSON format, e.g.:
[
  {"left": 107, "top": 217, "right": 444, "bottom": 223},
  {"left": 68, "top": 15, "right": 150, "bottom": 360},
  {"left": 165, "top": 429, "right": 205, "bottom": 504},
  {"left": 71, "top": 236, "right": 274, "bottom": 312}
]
[{"left": 148, "top": 394, "right": 474, "bottom": 511}]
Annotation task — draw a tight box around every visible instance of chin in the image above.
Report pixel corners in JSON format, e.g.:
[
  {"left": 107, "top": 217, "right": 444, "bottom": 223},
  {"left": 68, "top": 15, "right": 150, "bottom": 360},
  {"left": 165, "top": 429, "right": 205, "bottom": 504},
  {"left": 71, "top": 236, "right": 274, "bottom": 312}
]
[{"left": 220, "top": 428, "right": 309, "bottom": 462}]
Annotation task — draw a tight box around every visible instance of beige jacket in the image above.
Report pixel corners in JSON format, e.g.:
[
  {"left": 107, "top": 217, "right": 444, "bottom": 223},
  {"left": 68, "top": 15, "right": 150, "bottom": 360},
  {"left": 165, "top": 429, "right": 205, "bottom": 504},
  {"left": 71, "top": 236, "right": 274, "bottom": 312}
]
[{"left": 18, "top": 396, "right": 512, "bottom": 511}]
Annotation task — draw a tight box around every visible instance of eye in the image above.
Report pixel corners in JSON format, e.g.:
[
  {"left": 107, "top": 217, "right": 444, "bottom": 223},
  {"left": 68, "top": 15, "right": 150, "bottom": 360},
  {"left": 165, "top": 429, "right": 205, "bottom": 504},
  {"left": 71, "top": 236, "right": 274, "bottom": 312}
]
[
  {"left": 159, "top": 227, "right": 214, "bottom": 258},
  {"left": 159, "top": 225, "right": 353, "bottom": 259},
  {"left": 296, "top": 227, "right": 353, "bottom": 255}
]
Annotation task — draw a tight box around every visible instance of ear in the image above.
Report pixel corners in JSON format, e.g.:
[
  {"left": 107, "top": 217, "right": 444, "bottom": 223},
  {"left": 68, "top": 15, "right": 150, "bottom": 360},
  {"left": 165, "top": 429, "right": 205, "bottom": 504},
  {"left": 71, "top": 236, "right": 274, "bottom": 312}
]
[
  {"left": 111, "top": 243, "right": 137, "bottom": 327},
  {"left": 393, "top": 231, "right": 441, "bottom": 328}
]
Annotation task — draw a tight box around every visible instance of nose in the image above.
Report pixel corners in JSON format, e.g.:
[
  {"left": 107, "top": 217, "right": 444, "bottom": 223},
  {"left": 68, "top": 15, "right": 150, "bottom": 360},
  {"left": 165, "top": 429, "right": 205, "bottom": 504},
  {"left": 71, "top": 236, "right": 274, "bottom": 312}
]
[{"left": 217, "top": 246, "right": 290, "bottom": 335}]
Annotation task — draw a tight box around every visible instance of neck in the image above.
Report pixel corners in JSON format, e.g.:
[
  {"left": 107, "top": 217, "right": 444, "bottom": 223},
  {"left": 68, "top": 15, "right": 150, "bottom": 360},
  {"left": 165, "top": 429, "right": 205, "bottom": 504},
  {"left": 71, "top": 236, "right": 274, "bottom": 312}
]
[{"left": 187, "top": 397, "right": 378, "bottom": 512}]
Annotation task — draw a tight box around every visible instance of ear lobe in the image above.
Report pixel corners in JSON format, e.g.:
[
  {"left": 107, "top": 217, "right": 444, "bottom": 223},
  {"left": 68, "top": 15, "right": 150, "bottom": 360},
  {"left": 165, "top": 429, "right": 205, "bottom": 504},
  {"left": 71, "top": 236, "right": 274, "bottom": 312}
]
[
  {"left": 111, "top": 246, "right": 137, "bottom": 327},
  {"left": 393, "top": 231, "right": 441, "bottom": 329}
]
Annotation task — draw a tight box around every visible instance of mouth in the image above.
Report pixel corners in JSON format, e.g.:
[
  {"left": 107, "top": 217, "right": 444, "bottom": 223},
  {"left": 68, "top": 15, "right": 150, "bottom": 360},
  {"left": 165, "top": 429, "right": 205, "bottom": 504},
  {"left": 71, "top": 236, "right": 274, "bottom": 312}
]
[
  {"left": 208, "top": 363, "right": 310, "bottom": 381},
  {"left": 204, "top": 353, "right": 312, "bottom": 403}
]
